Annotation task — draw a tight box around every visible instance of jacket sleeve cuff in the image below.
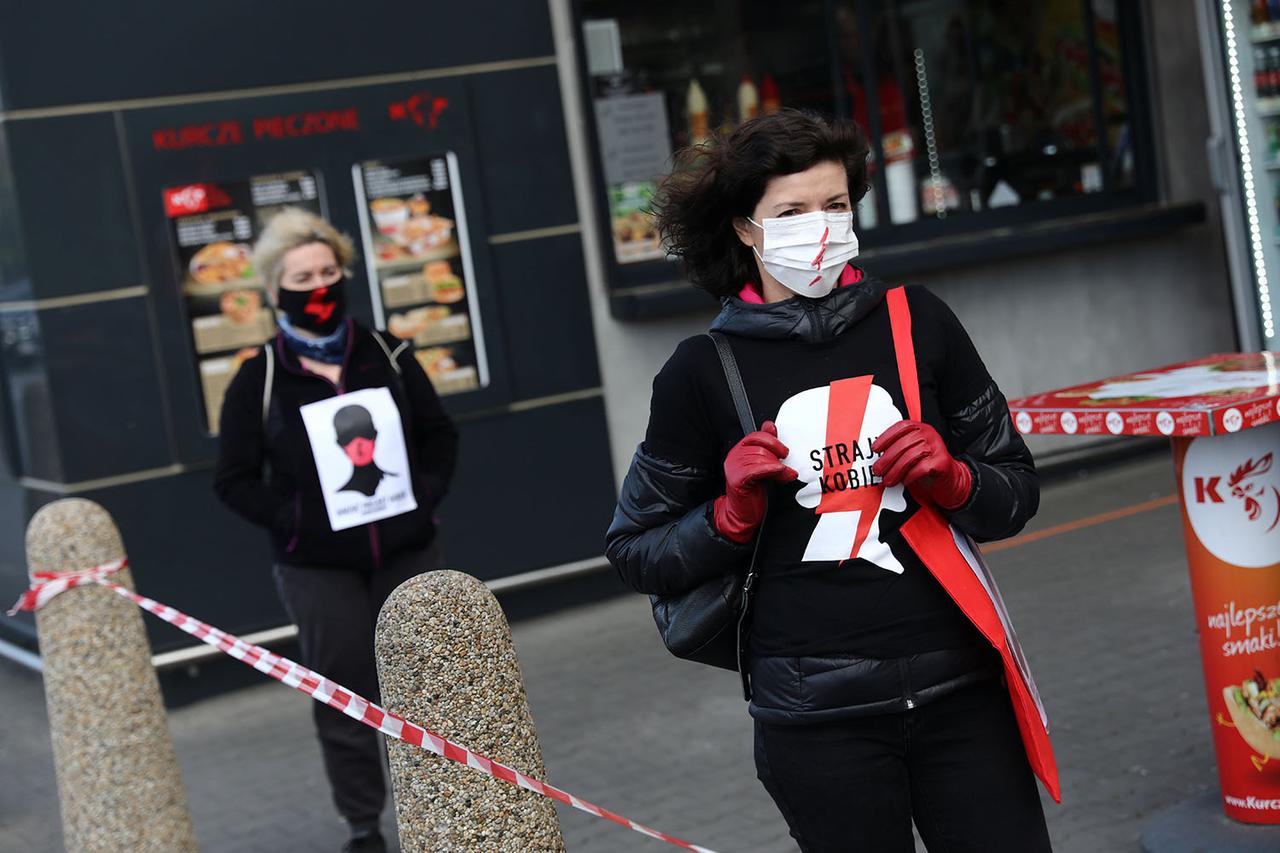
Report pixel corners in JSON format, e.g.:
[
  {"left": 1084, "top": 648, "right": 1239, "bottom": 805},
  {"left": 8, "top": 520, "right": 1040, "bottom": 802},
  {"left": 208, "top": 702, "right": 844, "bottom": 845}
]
[
  {"left": 944, "top": 457, "right": 982, "bottom": 514},
  {"left": 667, "top": 501, "right": 754, "bottom": 586},
  {"left": 701, "top": 501, "right": 757, "bottom": 550},
  {"left": 942, "top": 455, "right": 1034, "bottom": 542},
  {"left": 940, "top": 455, "right": 994, "bottom": 536}
]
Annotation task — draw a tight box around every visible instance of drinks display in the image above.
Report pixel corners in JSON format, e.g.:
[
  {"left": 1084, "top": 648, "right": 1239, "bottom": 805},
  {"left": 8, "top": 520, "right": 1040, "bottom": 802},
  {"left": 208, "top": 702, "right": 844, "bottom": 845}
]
[
  {"left": 1244, "top": 3, "right": 1280, "bottom": 283},
  {"left": 737, "top": 76, "right": 760, "bottom": 123},
  {"left": 760, "top": 74, "right": 781, "bottom": 115},
  {"left": 1252, "top": 43, "right": 1280, "bottom": 110},
  {"left": 686, "top": 79, "right": 710, "bottom": 145},
  {"left": 1252, "top": 0, "right": 1280, "bottom": 27}
]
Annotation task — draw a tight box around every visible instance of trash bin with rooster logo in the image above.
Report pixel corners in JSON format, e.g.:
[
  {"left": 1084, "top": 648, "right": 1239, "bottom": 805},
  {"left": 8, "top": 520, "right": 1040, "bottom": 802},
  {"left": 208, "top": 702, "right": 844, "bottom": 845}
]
[{"left": 1009, "top": 352, "right": 1280, "bottom": 824}]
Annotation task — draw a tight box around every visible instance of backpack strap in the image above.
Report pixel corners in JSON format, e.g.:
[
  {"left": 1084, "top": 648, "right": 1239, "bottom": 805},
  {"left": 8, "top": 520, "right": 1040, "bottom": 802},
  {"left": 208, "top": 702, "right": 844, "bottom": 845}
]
[
  {"left": 371, "top": 330, "right": 410, "bottom": 375},
  {"left": 262, "top": 331, "right": 409, "bottom": 432},
  {"left": 261, "top": 341, "right": 275, "bottom": 431},
  {"left": 886, "top": 287, "right": 922, "bottom": 422},
  {"left": 371, "top": 330, "right": 411, "bottom": 409}
]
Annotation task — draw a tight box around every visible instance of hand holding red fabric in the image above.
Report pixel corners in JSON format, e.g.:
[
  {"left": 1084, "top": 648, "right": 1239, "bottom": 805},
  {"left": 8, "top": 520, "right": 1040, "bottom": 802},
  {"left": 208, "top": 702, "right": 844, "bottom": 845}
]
[
  {"left": 714, "top": 421, "right": 798, "bottom": 543},
  {"left": 871, "top": 420, "right": 973, "bottom": 510}
]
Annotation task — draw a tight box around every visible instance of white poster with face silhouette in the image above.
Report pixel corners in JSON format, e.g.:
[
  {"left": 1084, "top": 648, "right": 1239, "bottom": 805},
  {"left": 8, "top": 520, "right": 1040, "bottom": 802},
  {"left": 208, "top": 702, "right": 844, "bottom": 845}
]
[{"left": 299, "top": 387, "right": 417, "bottom": 532}]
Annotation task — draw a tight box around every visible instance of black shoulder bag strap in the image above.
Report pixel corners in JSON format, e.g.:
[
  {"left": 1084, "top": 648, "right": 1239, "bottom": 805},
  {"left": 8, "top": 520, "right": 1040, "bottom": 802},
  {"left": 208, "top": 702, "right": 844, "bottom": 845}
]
[
  {"left": 708, "top": 332, "right": 755, "bottom": 437},
  {"left": 707, "top": 331, "right": 765, "bottom": 701}
]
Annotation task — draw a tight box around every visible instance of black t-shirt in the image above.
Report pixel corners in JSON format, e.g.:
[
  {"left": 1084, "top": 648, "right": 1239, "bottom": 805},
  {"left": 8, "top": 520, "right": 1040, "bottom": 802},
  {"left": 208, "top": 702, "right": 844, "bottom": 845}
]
[{"left": 643, "top": 286, "right": 991, "bottom": 659}]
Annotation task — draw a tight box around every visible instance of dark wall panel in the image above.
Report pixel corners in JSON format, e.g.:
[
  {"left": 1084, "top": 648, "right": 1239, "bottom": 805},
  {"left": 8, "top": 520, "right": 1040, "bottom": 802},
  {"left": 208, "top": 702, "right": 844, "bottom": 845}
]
[
  {"left": 0, "top": 479, "right": 35, "bottom": 646},
  {"left": 439, "top": 397, "right": 616, "bottom": 580},
  {"left": 490, "top": 234, "right": 600, "bottom": 400},
  {"left": 4, "top": 113, "right": 142, "bottom": 299},
  {"left": 39, "top": 298, "right": 174, "bottom": 482},
  {"left": 0, "top": 2, "right": 555, "bottom": 111},
  {"left": 0, "top": 4, "right": 616, "bottom": 644},
  {"left": 467, "top": 66, "right": 578, "bottom": 235},
  {"left": 0, "top": 311, "right": 62, "bottom": 482},
  {"left": 0, "top": 123, "right": 32, "bottom": 302}
]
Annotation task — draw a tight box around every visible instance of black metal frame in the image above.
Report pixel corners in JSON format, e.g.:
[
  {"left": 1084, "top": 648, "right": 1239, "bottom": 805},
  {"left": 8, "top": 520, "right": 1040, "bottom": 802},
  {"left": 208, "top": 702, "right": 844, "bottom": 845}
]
[{"left": 570, "top": 0, "right": 1161, "bottom": 315}]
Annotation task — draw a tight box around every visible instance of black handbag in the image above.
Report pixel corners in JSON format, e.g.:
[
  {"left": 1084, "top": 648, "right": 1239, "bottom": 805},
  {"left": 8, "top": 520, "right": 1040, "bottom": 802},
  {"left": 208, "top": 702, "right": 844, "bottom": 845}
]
[{"left": 649, "top": 331, "right": 764, "bottom": 700}]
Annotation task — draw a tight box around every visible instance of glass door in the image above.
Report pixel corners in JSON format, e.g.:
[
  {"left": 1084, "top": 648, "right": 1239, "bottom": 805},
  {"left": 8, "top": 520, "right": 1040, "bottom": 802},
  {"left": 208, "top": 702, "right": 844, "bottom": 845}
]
[{"left": 1209, "top": 0, "right": 1280, "bottom": 349}]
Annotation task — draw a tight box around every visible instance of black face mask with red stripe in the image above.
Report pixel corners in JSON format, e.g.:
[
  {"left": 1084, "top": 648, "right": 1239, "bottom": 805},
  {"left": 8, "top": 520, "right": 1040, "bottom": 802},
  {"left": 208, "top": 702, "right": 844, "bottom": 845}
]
[{"left": 277, "top": 277, "right": 347, "bottom": 336}]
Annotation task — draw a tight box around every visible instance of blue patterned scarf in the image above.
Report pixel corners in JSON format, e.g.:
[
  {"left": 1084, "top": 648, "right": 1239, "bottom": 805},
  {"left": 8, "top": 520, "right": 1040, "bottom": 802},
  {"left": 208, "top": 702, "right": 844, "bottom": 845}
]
[{"left": 277, "top": 314, "right": 350, "bottom": 364}]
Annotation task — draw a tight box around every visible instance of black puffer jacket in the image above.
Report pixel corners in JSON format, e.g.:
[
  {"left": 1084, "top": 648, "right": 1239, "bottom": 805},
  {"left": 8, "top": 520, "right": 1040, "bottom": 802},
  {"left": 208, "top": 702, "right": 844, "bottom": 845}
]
[
  {"left": 606, "top": 273, "right": 1037, "bottom": 725},
  {"left": 215, "top": 320, "right": 458, "bottom": 570}
]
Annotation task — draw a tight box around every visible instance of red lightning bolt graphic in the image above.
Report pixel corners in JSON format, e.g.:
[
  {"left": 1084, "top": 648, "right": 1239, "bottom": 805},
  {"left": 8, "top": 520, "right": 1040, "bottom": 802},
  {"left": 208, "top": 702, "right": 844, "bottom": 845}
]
[
  {"left": 304, "top": 287, "right": 336, "bottom": 324},
  {"left": 817, "top": 375, "right": 884, "bottom": 560},
  {"left": 805, "top": 226, "right": 831, "bottom": 288},
  {"left": 810, "top": 227, "right": 830, "bottom": 268}
]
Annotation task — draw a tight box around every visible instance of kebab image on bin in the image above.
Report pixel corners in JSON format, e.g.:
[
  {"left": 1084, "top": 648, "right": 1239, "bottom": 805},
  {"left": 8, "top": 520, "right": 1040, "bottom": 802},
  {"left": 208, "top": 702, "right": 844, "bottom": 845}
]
[{"left": 1219, "top": 671, "right": 1280, "bottom": 770}]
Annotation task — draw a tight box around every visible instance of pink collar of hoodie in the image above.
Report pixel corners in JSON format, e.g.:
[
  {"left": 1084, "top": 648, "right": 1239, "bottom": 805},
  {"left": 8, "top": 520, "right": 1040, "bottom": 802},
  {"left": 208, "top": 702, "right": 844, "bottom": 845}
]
[{"left": 738, "top": 265, "right": 863, "bottom": 304}]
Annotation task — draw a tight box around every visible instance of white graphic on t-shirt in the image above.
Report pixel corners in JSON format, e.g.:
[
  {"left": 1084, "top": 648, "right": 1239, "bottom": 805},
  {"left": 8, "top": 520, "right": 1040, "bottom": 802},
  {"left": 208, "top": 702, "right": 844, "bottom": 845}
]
[{"left": 774, "top": 377, "right": 907, "bottom": 571}]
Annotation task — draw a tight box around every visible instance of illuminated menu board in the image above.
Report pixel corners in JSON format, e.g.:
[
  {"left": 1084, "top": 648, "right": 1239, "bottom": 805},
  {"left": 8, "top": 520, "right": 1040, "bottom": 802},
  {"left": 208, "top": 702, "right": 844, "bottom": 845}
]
[
  {"left": 162, "top": 171, "right": 323, "bottom": 433},
  {"left": 353, "top": 153, "right": 488, "bottom": 396}
]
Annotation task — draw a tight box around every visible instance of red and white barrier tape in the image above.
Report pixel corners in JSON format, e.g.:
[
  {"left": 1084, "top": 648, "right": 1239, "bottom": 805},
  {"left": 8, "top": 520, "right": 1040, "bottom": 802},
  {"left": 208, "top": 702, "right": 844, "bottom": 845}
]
[
  {"left": 10, "top": 561, "right": 718, "bottom": 853},
  {"left": 8, "top": 558, "right": 130, "bottom": 615}
]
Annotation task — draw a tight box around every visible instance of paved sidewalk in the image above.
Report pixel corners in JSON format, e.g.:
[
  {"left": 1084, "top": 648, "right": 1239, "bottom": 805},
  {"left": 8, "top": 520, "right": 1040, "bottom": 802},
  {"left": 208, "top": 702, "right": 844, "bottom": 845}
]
[{"left": 0, "top": 451, "right": 1226, "bottom": 852}]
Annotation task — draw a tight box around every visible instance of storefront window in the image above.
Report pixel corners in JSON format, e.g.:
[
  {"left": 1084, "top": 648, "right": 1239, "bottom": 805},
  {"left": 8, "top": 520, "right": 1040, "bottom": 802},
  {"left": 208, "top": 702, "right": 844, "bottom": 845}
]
[
  {"left": 581, "top": 0, "right": 835, "bottom": 267},
  {"left": 575, "top": 0, "right": 1152, "bottom": 297},
  {"left": 838, "top": 0, "right": 1140, "bottom": 229}
]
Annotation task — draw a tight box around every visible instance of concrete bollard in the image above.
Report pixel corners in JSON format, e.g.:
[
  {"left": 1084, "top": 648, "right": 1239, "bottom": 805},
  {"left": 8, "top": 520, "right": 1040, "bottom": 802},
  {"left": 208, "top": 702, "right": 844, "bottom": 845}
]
[
  {"left": 26, "top": 498, "right": 198, "bottom": 852},
  {"left": 375, "top": 570, "right": 565, "bottom": 852}
]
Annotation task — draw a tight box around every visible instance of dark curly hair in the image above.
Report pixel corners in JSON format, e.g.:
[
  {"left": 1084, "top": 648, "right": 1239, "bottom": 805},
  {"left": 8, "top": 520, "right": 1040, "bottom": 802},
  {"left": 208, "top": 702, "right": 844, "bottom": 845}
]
[{"left": 651, "top": 109, "right": 870, "bottom": 299}]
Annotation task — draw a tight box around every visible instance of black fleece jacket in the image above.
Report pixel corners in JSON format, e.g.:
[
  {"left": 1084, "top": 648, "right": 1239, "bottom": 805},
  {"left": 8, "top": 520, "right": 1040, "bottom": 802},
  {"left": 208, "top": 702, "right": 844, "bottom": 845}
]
[
  {"left": 214, "top": 320, "right": 458, "bottom": 570},
  {"left": 606, "top": 272, "right": 1038, "bottom": 723}
]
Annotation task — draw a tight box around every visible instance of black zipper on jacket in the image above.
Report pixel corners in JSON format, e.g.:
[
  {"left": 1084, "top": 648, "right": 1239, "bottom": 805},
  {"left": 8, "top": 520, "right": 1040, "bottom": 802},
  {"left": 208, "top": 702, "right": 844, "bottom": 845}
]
[{"left": 898, "top": 658, "right": 918, "bottom": 710}]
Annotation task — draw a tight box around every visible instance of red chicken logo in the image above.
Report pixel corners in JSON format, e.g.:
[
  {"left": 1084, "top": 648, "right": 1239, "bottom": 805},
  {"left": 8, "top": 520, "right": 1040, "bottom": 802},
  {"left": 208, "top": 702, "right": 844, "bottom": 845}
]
[
  {"left": 388, "top": 92, "right": 450, "bottom": 129},
  {"left": 1229, "top": 453, "right": 1279, "bottom": 533}
]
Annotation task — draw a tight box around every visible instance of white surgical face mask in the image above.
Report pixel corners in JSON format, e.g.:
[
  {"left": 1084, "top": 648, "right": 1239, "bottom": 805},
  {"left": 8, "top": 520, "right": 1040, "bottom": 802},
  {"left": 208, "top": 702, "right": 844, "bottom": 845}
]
[{"left": 748, "top": 210, "right": 859, "bottom": 298}]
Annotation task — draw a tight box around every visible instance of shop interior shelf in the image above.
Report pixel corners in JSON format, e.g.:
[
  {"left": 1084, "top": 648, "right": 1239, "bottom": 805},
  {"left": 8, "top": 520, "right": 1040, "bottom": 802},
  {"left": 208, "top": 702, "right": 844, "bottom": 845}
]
[
  {"left": 1253, "top": 22, "right": 1280, "bottom": 43},
  {"left": 1255, "top": 99, "right": 1280, "bottom": 118}
]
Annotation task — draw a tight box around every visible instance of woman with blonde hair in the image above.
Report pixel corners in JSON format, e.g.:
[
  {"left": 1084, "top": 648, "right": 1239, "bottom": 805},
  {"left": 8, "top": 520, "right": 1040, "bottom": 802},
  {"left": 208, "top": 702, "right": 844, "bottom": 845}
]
[{"left": 214, "top": 208, "right": 457, "bottom": 853}]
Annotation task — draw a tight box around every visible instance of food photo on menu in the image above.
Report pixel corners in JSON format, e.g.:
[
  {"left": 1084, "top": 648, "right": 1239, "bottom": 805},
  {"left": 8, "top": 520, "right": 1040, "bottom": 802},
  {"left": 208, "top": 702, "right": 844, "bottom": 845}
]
[
  {"left": 384, "top": 259, "right": 470, "bottom": 347},
  {"left": 186, "top": 239, "right": 273, "bottom": 355},
  {"left": 368, "top": 192, "right": 457, "bottom": 263},
  {"left": 357, "top": 157, "right": 483, "bottom": 396}
]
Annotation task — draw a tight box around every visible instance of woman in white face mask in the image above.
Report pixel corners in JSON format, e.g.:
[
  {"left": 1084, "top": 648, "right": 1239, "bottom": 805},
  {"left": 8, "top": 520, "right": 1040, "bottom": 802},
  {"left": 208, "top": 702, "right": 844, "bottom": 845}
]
[
  {"left": 733, "top": 160, "right": 861, "bottom": 301},
  {"left": 606, "top": 109, "right": 1054, "bottom": 852}
]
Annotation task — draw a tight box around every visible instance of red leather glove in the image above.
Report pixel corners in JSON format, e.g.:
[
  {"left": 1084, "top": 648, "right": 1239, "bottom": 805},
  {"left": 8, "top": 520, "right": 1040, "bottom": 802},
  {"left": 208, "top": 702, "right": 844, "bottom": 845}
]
[
  {"left": 713, "top": 421, "right": 798, "bottom": 543},
  {"left": 871, "top": 420, "right": 973, "bottom": 510}
]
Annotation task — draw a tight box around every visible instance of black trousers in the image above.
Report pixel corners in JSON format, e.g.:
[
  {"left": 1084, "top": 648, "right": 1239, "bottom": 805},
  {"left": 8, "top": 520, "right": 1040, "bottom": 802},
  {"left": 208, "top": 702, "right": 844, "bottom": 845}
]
[
  {"left": 273, "top": 541, "right": 440, "bottom": 827},
  {"left": 754, "top": 679, "right": 1052, "bottom": 853}
]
